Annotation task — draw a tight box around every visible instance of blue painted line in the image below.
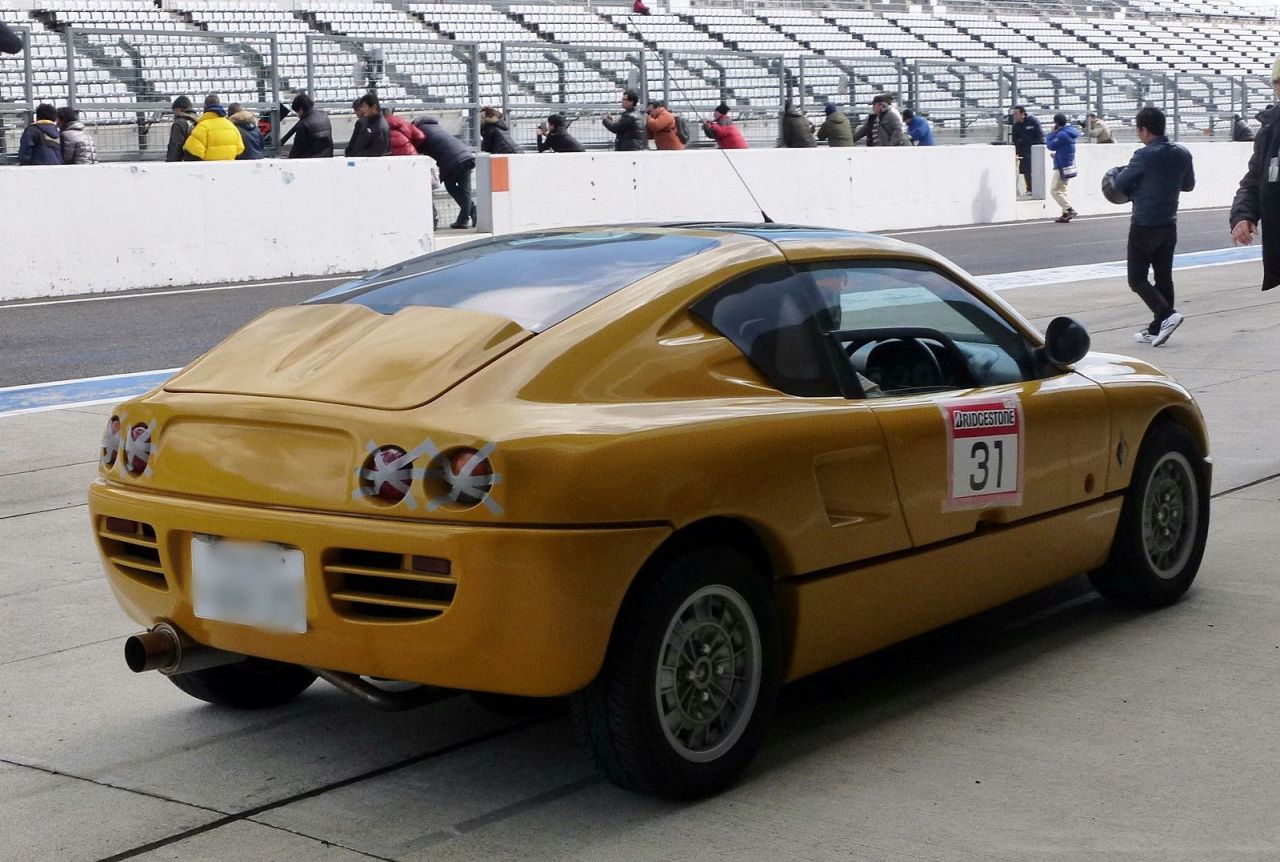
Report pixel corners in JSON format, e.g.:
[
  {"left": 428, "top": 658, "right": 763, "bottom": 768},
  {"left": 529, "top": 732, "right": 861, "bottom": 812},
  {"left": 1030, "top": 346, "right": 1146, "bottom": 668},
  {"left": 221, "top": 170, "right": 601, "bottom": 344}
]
[{"left": 0, "top": 369, "right": 178, "bottom": 417}]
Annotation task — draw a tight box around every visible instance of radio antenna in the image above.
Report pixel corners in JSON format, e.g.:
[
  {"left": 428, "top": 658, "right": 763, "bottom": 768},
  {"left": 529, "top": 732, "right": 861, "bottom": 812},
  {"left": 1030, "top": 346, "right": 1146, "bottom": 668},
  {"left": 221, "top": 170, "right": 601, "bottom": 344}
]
[{"left": 619, "top": 13, "right": 773, "bottom": 224}]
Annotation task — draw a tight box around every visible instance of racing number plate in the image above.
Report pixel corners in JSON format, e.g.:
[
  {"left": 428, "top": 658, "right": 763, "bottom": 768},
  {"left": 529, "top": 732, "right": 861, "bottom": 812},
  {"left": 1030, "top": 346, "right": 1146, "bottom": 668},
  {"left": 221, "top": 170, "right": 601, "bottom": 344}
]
[
  {"left": 191, "top": 535, "right": 307, "bottom": 634},
  {"left": 942, "top": 396, "right": 1024, "bottom": 510}
]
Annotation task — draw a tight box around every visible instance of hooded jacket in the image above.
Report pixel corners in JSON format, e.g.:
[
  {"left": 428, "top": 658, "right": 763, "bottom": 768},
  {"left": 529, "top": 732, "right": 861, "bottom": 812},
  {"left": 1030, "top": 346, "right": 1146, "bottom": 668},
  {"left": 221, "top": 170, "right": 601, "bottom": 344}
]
[
  {"left": 480, "top": 116, "right": 521, "bottom": 154},
  {"left": 1230, "top": 103, "right": 1280, "bottom": 290},
  {"left": 780, "top": 104, "right": 816, "bottom": 148},
  {"left": 346, "top": 112, "right": 390, "bottom": 157},
  {"left": 18, "top": 119, "right": 62, "bottom": 165},
  {"left": 289, "top": 108, "right": 334, "bottom": 159},
  {"left": 603, "top": 107, "right": 647, "bottom": 151},
  {"left": 166, "top": 109, "right": 198, "bottom": 162},
  {"left": 907, "top": 115, "right": 935, "bottom": 146},
  {"left": 386, "top": 113, "right": 424, "bottom": 156},
  {"left": 413, "top": 116, "right": 474, "bottom": 177},
  {"left": 1045, "top": 123, "right": 1079, "bottom": 171},
  {"left": 184, "top": 107, "right": 245, "bottom": 161},
  {"left": 702, "top": 116, "right": 747, "bottom": 149},
  {"left": 1087, "top": 117, "right": 1114, "bottom": 144},
  {"left": 229, "top": 109, "right": 264, "bottom": 160},
  {"left": 646, "top": 107, "right": 684, "bottom": 151},
  {"left": 817, "top": 111, "right": 854, "bottom": 147},
  {"left": 59, "top": 120, "right": 97, "bottom": 164},
  {"left": 1115, "top": 134, "right": 1196, "bottom": 228}
]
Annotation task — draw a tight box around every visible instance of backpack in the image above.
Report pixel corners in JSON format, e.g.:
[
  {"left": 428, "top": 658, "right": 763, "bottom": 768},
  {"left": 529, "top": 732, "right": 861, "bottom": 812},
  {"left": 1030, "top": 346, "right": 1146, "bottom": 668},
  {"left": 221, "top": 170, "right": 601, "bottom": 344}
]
[{"left": 674, "top": 114, "right": 690, "bottom": 145}]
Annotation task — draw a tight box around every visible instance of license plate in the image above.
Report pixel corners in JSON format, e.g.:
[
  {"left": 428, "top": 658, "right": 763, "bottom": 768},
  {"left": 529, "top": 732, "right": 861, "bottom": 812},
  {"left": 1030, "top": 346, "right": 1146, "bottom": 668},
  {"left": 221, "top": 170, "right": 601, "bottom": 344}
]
[{"left": 192, "top": 535, "right": 307, "bottom": 634}]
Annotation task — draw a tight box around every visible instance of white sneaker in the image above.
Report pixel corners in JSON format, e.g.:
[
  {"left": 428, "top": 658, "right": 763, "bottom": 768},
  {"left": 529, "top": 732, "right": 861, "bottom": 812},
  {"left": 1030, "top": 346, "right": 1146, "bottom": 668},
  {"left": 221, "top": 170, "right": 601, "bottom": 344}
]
[
  {"left": 1133, "top": 330, "right": 1156, "bottom": 344},
  {"left": 1152, "top": 311, "right": 1184, "bottom": 347}
]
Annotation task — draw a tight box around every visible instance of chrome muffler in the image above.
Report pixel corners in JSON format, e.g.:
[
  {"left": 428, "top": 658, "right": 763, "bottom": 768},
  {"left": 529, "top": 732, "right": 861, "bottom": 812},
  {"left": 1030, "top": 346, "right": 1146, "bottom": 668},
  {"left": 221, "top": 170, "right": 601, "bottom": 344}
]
[{"left": 124, "top": 622, "right": 245, "bottom": 676}]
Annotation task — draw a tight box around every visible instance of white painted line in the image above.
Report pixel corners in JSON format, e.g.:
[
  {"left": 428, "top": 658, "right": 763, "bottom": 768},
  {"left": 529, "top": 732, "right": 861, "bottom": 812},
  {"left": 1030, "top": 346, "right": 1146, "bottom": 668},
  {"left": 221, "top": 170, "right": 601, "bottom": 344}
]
[
  {"left": 0, "top": 275, "right": 354, "bottom": 311},
  {"left": 882, "top": 206, "right": 1230, "bottom": 237},
  {"left": 0, "top": 397, "right": 126, "bottom": 418},
  {"left": 0, "top": 368, "right": 182, "bottom": 393}
]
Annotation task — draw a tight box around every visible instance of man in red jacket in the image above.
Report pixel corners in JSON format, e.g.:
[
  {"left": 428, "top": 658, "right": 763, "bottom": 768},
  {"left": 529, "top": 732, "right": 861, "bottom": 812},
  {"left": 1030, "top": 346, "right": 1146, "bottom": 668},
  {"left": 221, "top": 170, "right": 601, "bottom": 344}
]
[
  {"left": 385, "top": 109, "right": 424, "bottom": 156},
  {"left": 701, "top": 104, "right": 748, "bottom": 149}
]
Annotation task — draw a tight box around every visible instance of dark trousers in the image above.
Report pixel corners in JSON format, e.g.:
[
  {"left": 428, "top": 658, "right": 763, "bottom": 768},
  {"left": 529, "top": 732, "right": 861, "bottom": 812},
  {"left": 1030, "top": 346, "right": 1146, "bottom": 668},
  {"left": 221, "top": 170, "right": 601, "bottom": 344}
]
[
  {"left": 443, "top": 162, "right": 475, "bottom": 226},
  {"left": 1127, "top": 223, "right": 1177, "bottom": 333},
  {"left": 1017, "top": 149, "right": 1032, "bottom": 192}
]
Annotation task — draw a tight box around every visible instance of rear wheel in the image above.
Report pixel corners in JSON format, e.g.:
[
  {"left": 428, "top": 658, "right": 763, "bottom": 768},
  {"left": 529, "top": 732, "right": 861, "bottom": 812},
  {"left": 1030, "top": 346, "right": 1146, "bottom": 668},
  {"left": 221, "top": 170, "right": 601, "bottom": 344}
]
[
  {"left": 168, "top": 658, "right": 317, "bottom": 709},
  {"left": 1090, "top": 422, "right": 1209, "bottom": 607},
  {"left": 572, "top": 544, "right": 780, "bottom": 799}
]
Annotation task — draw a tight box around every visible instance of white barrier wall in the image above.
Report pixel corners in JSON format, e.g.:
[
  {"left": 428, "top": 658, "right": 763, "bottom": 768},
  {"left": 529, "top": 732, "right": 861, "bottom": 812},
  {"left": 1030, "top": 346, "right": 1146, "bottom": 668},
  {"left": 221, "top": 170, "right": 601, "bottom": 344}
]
[
  {"left": 477, "top": 146, "right": 1018, "bottom": 235},
  {"left": 1027, "top": 140, "right": 1253, "bottom": 219},
  {"left": 0, "top": 157, "right": 435, "bottom": 301}
]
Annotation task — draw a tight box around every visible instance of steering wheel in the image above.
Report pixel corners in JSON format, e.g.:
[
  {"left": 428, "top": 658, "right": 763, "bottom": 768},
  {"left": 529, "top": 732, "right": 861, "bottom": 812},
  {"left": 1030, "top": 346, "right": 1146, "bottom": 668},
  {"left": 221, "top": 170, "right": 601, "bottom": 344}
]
[{"left": 861, "top": 338, "right": 946, "bottom": 391}]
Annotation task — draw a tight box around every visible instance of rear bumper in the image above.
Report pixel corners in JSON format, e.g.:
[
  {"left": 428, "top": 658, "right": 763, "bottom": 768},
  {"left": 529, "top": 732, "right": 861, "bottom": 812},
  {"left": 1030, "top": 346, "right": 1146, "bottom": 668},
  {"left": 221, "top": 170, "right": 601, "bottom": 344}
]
[{"left": 89, "top": 481, "right": 668, "bottom": 696}]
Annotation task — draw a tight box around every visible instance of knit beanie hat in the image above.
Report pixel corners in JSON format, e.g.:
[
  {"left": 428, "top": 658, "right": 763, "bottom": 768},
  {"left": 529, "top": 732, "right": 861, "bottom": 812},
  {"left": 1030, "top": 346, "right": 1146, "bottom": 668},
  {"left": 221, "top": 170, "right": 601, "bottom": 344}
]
[{"left": 824, "top": 102, "right": 837, "bottom": 114}]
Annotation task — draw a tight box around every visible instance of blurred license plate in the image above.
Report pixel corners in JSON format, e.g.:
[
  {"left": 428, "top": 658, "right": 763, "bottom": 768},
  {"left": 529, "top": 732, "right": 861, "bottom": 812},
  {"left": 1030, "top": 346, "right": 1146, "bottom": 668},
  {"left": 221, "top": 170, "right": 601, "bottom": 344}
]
[{"left": 192, "top": 535, "right": 306, "bottom": 634}]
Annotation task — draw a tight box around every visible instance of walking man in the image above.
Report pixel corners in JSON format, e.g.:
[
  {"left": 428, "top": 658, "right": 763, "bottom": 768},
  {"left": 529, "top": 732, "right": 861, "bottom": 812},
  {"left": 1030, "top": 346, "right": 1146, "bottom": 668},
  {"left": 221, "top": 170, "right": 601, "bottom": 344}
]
[
  {"left": 1229, "top": 56, "right": 1280, "bottom": 291},
  {"left": 1114, "top": 106, "right": 1196, "bottom": 346},
  {"left": 1045, "top": 113, "right": 1078, "bottom": 223}
]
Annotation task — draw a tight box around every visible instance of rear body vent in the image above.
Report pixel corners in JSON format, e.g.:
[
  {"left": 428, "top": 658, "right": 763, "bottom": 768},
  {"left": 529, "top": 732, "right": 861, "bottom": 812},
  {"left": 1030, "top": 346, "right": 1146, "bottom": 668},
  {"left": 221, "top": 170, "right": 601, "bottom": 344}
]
[
  {"left": 96, "top": 518, "right": 167, "bottom": 590},
  {"left": 324, "top": 548, "right": 457, "bottom": 621}
]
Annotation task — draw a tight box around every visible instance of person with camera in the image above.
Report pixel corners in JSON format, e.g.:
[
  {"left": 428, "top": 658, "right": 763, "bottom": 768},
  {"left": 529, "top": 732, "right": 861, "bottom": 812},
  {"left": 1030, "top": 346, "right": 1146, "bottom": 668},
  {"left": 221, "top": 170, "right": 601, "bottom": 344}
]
[
  {"left": 536, "top": 114, "right": 584, "bottom": 153},
  {"left": 1045, "top": 113, "right": 1079, "bottom": 223},
  {"left": 603, "top": 90, "right": 647, "bottom": 151}
]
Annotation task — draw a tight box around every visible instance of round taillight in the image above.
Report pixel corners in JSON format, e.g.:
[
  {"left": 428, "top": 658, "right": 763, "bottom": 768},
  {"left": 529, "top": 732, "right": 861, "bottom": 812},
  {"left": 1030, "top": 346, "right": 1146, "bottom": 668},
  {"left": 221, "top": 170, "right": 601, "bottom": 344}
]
[
  {"left": 100, "top": 416, "right": 122, "bottom": 468},
  {"left": 444, "top": 447, "right": 496, "bottom": 507},
  {"left": 124, "top": 423, "right": 153, "bottom": 476},
  {"left": 360, "top": 445, "right": 413, "bottom": 505}
]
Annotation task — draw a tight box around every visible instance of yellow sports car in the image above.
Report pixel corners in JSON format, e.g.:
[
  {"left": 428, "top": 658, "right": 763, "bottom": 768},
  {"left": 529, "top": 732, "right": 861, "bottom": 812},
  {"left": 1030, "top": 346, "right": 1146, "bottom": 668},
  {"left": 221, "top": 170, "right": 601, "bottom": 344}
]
[{"left": 90, "top": 225, "right": 1210, "bottom": 798}]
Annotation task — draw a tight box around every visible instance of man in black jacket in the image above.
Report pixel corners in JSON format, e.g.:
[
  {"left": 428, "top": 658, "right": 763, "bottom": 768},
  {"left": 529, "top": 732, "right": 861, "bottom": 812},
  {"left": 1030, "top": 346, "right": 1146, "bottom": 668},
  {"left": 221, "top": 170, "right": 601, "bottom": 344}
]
[
  {"left": 602, "top": 90, "right": 646, "bottom": 151},
  {"left": 1230, "top": 57, "right": 1280, "bottom": 292},
  {"left": 165, "top": 96, "right": 198, "bottom": 162},
  {"left": 413, "top": 115, "right": 477, "bottom": 229},
  {"left": 1115, "top": 106, "right": 1195, "bottom": 346},
  {"left": 345, "top": 93, "right": 390, "bottom": 157},
  {"left": 287, "top": 93, "right": 334, "bottom": 159},
  {"left": 536, "top": 114, "right": 584, "bottom": 153},
  {"left": 1010, "top": 105, "right": 1044, "bottom": 195}
]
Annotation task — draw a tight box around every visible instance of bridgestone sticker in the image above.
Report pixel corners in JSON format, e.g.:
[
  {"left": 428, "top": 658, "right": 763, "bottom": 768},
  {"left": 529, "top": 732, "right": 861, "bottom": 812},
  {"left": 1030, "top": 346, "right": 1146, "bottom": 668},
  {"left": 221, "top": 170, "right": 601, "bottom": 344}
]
[{"left": 941, "top": 395, "right": 1023, "bottom": 510}]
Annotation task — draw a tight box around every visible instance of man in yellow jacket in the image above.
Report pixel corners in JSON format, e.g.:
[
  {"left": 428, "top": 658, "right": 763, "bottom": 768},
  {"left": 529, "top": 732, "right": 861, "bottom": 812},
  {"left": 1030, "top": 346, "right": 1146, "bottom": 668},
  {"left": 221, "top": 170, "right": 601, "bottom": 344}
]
[{"left": 183, "top": 93, "right": 245, "bottom": 161}]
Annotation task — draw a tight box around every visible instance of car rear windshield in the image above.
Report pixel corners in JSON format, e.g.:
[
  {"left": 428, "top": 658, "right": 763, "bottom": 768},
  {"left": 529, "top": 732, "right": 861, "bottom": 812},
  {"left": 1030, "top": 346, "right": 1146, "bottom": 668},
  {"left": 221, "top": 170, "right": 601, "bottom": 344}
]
[{"left": 304, "top": 231, "right": 720, "bottom": 332}]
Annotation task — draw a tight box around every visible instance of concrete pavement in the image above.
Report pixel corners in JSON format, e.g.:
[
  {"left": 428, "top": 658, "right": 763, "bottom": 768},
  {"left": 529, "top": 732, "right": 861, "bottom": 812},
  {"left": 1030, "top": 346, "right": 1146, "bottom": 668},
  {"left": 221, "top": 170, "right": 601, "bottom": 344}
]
[{"left": 2, "top": 261, "right": 1279, "bottom": 860}]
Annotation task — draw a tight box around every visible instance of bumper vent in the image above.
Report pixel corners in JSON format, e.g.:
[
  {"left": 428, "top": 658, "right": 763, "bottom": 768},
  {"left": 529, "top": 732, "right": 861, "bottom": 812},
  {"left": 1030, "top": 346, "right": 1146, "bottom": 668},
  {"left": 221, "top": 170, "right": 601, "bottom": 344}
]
[
  {"left": 97, "top": 517, "right": 167, "bottom": 590},
  {"left": 324, "top": 549, "right": 456, "bottom": 621}
]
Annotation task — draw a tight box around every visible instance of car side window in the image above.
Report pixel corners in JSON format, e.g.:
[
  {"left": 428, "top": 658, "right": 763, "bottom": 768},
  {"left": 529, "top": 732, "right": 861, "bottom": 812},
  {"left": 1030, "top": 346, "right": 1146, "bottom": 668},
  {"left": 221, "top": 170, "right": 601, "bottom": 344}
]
[
  {"left": 690, "top": 264, "right": 843, "bottom": 397},
  {"left": 806, "top": 261, "right": 1036, "bottom": 397}
]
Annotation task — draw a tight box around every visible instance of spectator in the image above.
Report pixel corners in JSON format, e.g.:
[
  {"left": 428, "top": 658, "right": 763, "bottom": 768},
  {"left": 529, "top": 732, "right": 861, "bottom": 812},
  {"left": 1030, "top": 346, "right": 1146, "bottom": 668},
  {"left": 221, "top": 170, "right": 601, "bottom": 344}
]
[
  {"left": 780, "top": 99, "right": 816, "bottom": 148},
  {"left": 603, "top": 90, "right": 647, "bottom": 151},
  {"left": 227, "top": 103, "right": 264, "bottom": 160},
  {"left": 632, "top": 0, "right": 651, "bottom": 14},
  {"left": 646, "top": 99, "right": 684, "bottom": 151},
  {"left": 902, "top": 109, "right": 935, "bottom": 146},
  {"left": 413, "top": 115, "right": 476, "bottom": 229},
  {"left": 1230, "top": 56, "right": 1280, "bottom": 291},
  {"left": 183, "top": 94, "right": 244, "bottom": 161},
  {"left": 1231, "top": 114, "right": 1255, "bottom": 143},
  {"left": 1, "top": 20, "right": 22, "bottom": 54},
  {"left": 479, "top": 106, "right": 521, "bottom": 154},
  {"left": 18, "top": 103, "right": 62, "bottom": 165},
  {"left": 702, "top": 103, "right": 747, "bottom": 149},
  {"left": 346, "top": 93, "right": 390, "bottom": 157},
  {"left": 287, "top": 94, "right": 334, "bottom": 159},
  {"left": 1114, "top": 106, "right": 1195, "bottom": 346},
  {"left": 852, "top": 94, "right": 907, "bottom": 147},
  {"left": 386, "top": 109, "right": 425, "bottom": 156},
  {"left": 166, "top": 95, "right": 198, "bottom": 162},
  {"left": 1086, "top": 112, "right": 1114, "bottom": 144},
  {"left": 56, "top": 107, "right": 97, "bottom": 164},
  {"left": 1010, "top": 105, "right": 1044, "bottom": 195},
  {"left": 817, "top": 102, "right": 853, "bottom": 147},
  {"left": 536, "top": 114, "right": 584, "bottom": 152},
  {"left": 1045, "top": 112, "right": 1079, "bottom": 223}
]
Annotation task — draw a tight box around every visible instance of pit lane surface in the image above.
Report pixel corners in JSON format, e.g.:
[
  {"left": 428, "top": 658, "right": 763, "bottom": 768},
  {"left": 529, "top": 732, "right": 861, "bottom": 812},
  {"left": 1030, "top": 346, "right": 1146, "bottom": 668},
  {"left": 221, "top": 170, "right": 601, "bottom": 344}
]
[{"left": 3, "top": 220, "right": 1280, "bottom": 860}]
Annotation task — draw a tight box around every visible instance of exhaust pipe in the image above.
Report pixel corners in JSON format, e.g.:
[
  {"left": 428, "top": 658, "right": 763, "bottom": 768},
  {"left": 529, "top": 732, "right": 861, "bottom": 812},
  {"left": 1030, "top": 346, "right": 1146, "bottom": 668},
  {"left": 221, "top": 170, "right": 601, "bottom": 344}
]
[
  {"left": 310, "top": 668, "right": 448, "bottom": 711},
  {"left": 124, "top": 622, "right": 245, "bottom": 676}
]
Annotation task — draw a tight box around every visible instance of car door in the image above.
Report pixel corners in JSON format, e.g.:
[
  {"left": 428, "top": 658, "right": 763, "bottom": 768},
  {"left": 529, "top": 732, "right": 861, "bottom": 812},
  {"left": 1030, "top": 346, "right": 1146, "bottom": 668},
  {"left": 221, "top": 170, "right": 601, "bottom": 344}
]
[{"left": 801, "top": 258, "right": 1112, "bottom": 549}]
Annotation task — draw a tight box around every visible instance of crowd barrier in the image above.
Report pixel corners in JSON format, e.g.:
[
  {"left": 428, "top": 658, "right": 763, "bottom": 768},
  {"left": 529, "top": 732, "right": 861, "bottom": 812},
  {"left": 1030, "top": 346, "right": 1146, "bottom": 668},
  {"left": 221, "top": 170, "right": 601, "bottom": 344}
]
[{"left": 0, "top": 142, "right": 1255, "bottom": 301}]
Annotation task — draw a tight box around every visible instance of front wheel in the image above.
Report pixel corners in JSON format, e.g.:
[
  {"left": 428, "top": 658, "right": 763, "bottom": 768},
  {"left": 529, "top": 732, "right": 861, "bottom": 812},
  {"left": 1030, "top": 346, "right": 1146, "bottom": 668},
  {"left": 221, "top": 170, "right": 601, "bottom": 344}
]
[
  {"left": 1090, "top": 422, "right": 1210, "bottom": 607},
  {"left": 572, "top": 544, "right": 780, "bottom": 799},
  {"left": 167, "top": 658, "right": 317, "bottom": 709}
]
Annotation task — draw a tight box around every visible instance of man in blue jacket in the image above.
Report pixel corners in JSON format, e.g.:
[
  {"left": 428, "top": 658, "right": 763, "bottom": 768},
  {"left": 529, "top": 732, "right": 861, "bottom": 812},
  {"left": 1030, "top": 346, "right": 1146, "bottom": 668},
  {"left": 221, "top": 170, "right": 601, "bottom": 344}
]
[
  {"left": 1114, "top": 106, "right": 1196, "bottom": 347},
  {"left": 1045, "top": 113, "right": 1079, "bottom": 223},
  {"left": 902, "top": 109, "right": 935, "bottom": 146}
]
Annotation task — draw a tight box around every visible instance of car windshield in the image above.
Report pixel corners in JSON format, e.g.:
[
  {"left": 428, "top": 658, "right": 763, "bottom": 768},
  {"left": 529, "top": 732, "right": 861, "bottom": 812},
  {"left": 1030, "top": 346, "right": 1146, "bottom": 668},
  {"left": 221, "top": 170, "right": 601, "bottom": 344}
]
[{"left": 304, "top": 231, "right": 720, "bottom": 332}]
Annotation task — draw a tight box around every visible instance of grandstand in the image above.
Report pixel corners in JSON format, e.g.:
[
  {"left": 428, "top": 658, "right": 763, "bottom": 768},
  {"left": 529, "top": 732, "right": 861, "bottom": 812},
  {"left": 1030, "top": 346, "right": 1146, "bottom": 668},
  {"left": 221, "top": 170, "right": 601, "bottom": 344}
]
[{"left": 1, "top": 0, "right": 1277, "bottom": 162}]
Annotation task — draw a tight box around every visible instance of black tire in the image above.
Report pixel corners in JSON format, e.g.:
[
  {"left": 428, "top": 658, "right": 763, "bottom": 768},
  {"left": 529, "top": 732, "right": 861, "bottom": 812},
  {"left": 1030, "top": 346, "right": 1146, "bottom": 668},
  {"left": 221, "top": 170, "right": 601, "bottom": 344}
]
[
  {"left": 469, "top": 691, "right": 564, "bottom": 717},
  {"left": 571, "top": 544, "right": 780, "bottom": 799},
  {"left": 1090, "top": 421, "right": 1210, "bottom": 607},
  {"left": 168, "top": 658, "right": 317, "bottom": 709}
]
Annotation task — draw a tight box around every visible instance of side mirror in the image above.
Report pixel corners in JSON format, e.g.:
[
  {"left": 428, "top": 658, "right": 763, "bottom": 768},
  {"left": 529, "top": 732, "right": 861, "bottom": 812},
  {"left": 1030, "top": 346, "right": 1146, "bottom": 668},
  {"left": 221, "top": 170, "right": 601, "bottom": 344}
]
[{"left": 1043, "top": 316, "right": 1091, "bottom": 366}]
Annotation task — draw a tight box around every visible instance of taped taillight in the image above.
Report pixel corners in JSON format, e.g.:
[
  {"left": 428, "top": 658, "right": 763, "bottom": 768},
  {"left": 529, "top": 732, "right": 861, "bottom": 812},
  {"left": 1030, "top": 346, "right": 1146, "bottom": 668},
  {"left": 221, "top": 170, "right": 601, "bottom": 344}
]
[
  {"left": 360, "top": 445, "right": 413, "bottom": 505},
  {"left": 124, "top": 422, "right": 153, "bottom": 476},
  {"left": 442, "top": 447, "right": 496, "bottom": 507},
  {"left": 100, "top": 416, "right": 122, "bottom": 468}
]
